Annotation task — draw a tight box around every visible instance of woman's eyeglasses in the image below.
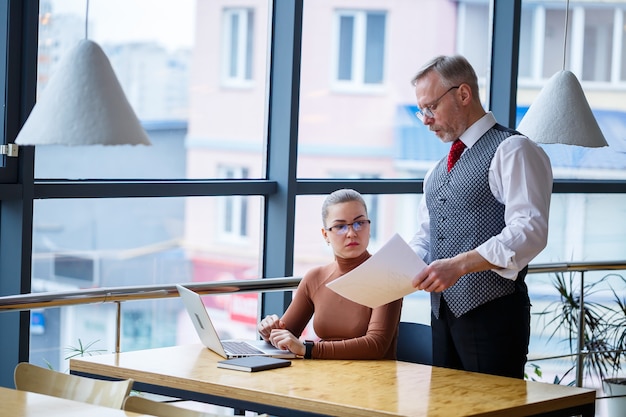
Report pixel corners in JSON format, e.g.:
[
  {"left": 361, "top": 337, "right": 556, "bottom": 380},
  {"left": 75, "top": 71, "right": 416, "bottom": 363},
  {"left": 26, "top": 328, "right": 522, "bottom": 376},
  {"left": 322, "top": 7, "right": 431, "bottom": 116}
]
[{"left": 326, "top": 220, "right": 371, "bottom": 235}]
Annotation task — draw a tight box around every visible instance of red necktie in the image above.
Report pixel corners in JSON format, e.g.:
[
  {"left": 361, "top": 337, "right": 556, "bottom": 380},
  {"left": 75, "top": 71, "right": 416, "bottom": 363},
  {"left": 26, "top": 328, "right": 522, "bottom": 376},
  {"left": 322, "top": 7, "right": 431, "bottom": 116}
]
[{"left": 447, "top": 140, "right": 466, "bottom": 172}]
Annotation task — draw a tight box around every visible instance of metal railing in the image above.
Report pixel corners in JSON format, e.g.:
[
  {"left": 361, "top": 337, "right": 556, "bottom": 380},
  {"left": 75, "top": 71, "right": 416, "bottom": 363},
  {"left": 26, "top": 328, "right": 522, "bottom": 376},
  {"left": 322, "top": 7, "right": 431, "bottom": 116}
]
[
  {"left": 0, "top": 278, "right": 302, "bottom": 312},
  {"left": 1, "top": 261, "right": 625, "bottom": 388},
  {"left": 0, "top": 277, "right": 300, "bottom": 355},
  {"left": 5, "top": 262, "right": 625, "bottom": 311}
]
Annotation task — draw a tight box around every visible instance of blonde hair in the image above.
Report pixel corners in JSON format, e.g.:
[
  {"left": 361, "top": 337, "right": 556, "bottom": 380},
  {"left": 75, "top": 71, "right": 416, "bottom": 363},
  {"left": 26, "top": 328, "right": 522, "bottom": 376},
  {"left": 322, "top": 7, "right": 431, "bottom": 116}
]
[{"left": 321, "top": 189, "right": 367, "bottom": 227}]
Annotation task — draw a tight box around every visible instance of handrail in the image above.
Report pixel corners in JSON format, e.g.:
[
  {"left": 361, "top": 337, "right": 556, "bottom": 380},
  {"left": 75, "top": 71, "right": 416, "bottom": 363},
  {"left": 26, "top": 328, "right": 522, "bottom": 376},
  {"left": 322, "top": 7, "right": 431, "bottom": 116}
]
[
  {"left": 1, "top": 261, "right": 625, "bottom": 312},
  {"left": 524, "top": 261, "right": 626, "bottom": 273},
  {"left": 0, "top": 277, "right": 301, "bottom": 312}
]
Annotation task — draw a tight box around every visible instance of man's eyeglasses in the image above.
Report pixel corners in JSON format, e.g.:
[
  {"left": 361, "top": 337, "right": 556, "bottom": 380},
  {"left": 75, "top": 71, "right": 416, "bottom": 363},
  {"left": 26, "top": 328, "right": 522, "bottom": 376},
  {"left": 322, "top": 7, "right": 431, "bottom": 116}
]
[
  {"left": 415, "top": 86, "right": 460, "bottom": 122},
  {"left": 325, "top": 220, "right": 371, "bottom": 235}
]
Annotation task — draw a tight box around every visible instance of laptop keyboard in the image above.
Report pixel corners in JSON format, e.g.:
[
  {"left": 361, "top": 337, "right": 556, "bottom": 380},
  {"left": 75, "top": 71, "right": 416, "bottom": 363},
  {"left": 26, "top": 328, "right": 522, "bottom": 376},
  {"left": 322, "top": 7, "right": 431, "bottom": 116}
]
[{"left": 223, "top": 341, "right": 265, "bottom": 355}]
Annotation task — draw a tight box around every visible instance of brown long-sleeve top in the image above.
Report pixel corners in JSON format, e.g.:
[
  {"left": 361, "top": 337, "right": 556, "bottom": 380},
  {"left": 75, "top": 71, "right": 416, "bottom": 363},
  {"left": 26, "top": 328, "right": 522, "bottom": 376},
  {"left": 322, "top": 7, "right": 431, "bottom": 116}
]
[{"left": 281, "top": 251, "right": 403, "bottom": 359}]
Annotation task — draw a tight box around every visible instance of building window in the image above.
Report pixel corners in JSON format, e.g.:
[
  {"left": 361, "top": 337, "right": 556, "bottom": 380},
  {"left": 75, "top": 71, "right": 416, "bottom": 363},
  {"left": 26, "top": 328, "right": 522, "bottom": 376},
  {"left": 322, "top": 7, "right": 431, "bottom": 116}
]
[
  {"left": 222, "top": 8, "right": 254, "bottom": 86},
  {"left": 334, "top": 10, "right": 386, "bottom": 89},
  {"left": 218, "top": 166, "right": 249, "bottom": 239},
  {"left": 519, "top": 4, "right": 626, "bottom": 85},
  {"left": 581, "top": 8, "right": 613, "bottom": 82}
]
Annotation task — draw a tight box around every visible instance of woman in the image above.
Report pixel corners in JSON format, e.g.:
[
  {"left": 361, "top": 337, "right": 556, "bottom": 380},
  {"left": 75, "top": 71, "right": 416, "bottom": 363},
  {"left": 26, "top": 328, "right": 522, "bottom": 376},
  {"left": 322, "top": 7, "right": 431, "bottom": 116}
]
[{"left": 258, "top": 189, "right": 403, "bottom": 359}]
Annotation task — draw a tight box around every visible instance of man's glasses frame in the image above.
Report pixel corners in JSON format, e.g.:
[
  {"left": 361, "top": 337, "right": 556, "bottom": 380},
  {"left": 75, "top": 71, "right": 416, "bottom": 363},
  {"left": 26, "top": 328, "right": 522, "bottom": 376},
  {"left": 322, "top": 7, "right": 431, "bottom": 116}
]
[
  {"left": 325, "top": 220, "right": 371, "bottom": 235},
  {"left": 415, "top": 85, "right": 460, "bottom": 122}
]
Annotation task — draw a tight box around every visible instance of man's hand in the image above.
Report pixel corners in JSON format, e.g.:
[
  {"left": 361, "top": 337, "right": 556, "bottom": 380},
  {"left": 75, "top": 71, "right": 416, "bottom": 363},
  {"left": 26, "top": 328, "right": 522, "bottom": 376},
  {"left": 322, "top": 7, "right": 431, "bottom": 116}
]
[
  {"left": 412, "top": 250, "right": 496, "bottom": 292},
  {"left": 412, "top": 258, "right": 463, "bottom": 292}
]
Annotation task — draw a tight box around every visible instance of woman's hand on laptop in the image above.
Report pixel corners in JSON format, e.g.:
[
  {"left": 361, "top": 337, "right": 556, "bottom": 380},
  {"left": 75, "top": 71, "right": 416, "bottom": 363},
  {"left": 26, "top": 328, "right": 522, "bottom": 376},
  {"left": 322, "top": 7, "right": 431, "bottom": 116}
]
[
  {"left": 269, "top": 329, "right": 306, "bottom": 356},
  {"left": 258, "top": 314, "right": 286, "bottom": 342}
]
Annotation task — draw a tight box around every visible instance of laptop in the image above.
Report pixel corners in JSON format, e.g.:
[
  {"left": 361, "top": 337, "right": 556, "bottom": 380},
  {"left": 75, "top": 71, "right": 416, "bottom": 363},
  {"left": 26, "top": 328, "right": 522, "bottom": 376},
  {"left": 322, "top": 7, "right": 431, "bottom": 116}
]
[{"left": 176, "top": 284, "right": 297, "bottom": 359}]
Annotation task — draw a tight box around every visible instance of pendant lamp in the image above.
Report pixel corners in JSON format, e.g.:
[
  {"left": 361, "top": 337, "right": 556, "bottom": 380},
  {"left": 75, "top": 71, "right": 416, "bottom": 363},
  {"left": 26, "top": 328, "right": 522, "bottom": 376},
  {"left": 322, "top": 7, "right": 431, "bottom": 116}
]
[
  {"left": 516, "top": 0, "right": 608, "bottom": 148},
  {"left": 6, "top": 0, "right": 150, "bottom": 154},
  {"left": 516, "top": 70, "right": 607, "bottom": 147},
  {"left": 14, "top": 38, "right": 150, "bottom": 147}
]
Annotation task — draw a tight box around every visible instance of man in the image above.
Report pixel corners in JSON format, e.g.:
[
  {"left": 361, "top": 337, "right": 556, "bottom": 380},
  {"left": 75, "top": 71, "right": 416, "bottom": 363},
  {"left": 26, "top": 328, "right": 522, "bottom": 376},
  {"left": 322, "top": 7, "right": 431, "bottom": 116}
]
[{"left": 409, "top": 55, "right": 552, "bottom": 379}]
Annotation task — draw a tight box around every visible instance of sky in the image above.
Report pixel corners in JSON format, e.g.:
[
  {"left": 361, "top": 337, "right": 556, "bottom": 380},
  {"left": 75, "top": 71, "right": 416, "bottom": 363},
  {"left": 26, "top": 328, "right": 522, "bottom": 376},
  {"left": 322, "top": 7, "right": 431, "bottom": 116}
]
[{"left": 49, "top": 0, "right": 196, "bottom": 51}]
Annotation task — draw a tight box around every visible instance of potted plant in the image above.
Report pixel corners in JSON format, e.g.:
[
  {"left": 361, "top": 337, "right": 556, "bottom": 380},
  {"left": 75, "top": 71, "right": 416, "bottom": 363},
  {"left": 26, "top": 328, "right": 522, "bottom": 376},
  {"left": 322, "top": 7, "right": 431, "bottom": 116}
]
[{"left": 533, "top": 272, "right": 626, "bottom": 413}]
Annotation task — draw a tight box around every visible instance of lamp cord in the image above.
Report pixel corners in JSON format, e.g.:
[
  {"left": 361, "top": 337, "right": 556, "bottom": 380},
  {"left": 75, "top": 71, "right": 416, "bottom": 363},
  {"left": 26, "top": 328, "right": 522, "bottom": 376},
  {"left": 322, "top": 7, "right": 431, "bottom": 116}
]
[
  {"left": 84, "top": 0, "right": 90, "bottom": 39},
  {"left": 562, "top": 0, "right": 569, "bottom": 71}
]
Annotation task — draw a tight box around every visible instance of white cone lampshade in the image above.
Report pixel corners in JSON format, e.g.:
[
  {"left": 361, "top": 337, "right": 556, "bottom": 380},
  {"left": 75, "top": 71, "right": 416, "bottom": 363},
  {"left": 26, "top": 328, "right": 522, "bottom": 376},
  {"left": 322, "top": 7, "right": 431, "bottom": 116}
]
[
  {"left": 517, "top": 70, "right": 608, "bottom": 148},
  {"left": 15, "top": 39, "right": 150, "bottom": 146}
]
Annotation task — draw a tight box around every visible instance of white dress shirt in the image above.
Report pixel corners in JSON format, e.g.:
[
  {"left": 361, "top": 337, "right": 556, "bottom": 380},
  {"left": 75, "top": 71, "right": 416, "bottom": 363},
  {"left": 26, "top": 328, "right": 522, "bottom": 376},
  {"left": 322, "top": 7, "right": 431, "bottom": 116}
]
[{"left": 409, "top": 112, "right": 553, "bottom": 280}]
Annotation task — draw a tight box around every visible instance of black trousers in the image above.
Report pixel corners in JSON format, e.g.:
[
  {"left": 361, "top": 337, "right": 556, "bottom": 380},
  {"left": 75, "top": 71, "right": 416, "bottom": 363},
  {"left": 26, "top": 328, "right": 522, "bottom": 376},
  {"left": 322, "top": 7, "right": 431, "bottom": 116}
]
[{"left": 431, "top": 291, "right": 531, "bottom": 379}]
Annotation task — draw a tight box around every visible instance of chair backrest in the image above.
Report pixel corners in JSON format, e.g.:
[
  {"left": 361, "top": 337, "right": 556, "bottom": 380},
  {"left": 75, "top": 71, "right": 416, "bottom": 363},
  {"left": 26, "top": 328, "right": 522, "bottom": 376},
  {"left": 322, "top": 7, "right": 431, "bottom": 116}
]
[
  {"left": 123, "top": 396, "right": 270, "bottom": 417},
  {"left": 14, "top": 362, "right": 133, "bottom": 409},
  {"left": 396, "top": 321, "right": 433, "bottom": 365}
]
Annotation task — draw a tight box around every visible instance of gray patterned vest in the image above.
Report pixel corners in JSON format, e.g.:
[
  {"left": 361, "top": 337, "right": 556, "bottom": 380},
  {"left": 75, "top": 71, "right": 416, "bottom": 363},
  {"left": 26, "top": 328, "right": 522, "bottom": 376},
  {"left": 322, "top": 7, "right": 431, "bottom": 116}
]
[{"left": 425, "top": 124, "right": 528, "bottom": 318}]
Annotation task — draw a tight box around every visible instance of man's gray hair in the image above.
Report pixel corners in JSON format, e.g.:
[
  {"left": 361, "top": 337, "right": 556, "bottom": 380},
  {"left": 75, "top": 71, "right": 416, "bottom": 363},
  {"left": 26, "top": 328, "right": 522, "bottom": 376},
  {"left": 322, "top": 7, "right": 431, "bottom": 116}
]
[{"left": 411, "top": 55, "right": 480, "bottom": 101}]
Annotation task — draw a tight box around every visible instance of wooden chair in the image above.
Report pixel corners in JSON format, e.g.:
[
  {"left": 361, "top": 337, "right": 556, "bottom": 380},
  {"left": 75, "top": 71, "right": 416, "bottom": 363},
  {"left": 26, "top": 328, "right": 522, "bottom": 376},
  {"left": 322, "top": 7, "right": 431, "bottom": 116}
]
[
  {"left": 123, "top": 396, "right": 270, "bottom": 417},
  {"left": 396, "top": 321, "right": 433, "bottom": 365},
  {"left": 14, "top": 362, "right": 133, "bottom": 409}
]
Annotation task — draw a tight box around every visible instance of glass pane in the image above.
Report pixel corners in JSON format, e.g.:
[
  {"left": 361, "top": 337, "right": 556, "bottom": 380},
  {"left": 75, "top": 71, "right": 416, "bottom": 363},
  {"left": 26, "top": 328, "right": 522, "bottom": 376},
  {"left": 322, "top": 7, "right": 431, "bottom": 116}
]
[
  {"left": 35, "top": 0, "right": 269, "bottom": 179},
  {"left": 525, "top": 269, "right": 626, "bottom": 386},
  {"left": 245, "top": 10, "right": 254, "bottom": 80},
  {"left": 518, "top": 1, "right": 626, "bottom": 181},
  {"left": 298, "top": 1, "right": 491, "bottom": 178},
  {"left": 228, "top": 12, "right": 240, "bottom": 78},
  {"left": 457, "top": 3, "right": 490, "bottom": 80},
  {"left": 30, "top": 304, "right": 119, "bottom": 371},
  {"left": 622, "top": 10, "right": 626, "bottom": 82},
  {"left": 526, "top": 193, "right": 626, "bottom": 404},
  {"left": 30, "top": 196, "right": 263, "bottom": 365},
  {"left": 543, "top": 8, "right": 568, "bottom": 78},
  {"left": 582, "top": 8, "right": 613, "bottom": 82},
  {"left": 337, "top": 15, "right": 354, "bottom": 81},
  {"left": 518, "top": 7, "right": 534, "bottom": 79},
  {"left": 364, "top": 13, "right": 386, "bottom": 85},
  {"left": 535, "top": 194, "right": 626, "bottom": 263}
]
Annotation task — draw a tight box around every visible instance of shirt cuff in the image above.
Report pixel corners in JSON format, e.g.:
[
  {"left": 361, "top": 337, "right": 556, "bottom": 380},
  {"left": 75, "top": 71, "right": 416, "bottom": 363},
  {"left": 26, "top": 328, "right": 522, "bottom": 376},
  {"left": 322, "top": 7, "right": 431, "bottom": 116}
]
[{"left": 475, "top": 244, "right": 518, "bottom": 280}]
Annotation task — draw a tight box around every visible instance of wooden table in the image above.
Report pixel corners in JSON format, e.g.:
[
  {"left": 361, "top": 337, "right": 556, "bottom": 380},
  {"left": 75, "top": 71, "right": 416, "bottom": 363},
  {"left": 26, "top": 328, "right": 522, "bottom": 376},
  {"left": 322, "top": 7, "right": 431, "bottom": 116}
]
[
  {"left": 0, "top": 385, "right": 147, "bottom": 417},
  {"left": 70, "top": 344, "right": 595, "bottom": 417}
]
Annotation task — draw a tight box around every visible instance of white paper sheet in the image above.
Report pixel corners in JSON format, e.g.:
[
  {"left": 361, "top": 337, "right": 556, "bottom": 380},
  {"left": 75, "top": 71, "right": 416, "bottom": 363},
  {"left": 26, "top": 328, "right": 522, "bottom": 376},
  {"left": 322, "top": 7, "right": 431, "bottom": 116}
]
[{"left": 326, "top": 233, "right": 427, "bottom": 308}]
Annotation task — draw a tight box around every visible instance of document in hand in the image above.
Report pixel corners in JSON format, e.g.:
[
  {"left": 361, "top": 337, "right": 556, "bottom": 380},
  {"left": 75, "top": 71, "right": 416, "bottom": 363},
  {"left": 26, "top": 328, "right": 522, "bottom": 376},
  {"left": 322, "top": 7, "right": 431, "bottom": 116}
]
[
  {"left": 217, "top": 356, "right": 292, "bottom": 372},
  {"left": 326, "top": 233, "right": 427, "bottom": 308}
]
